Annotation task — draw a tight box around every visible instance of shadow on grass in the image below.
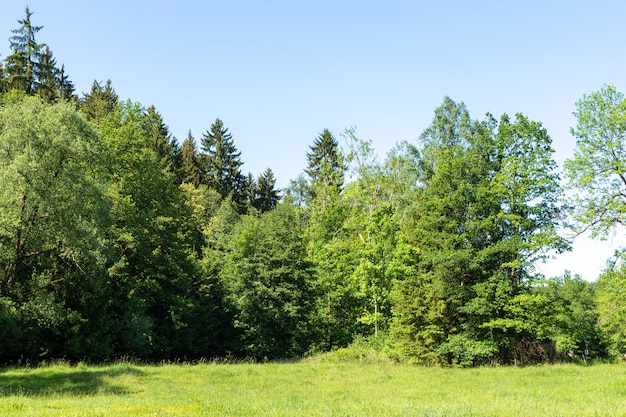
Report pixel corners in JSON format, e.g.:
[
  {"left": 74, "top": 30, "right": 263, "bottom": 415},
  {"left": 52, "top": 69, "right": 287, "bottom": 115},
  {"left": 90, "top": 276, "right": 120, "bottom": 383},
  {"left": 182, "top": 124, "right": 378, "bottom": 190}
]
[{"left": 0, "top": 365, "right": 144, "bottom": 396}]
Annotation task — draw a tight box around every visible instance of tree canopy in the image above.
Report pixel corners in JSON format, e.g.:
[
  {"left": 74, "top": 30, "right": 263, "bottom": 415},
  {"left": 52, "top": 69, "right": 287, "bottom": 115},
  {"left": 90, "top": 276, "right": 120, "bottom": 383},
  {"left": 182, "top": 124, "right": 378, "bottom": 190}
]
[{"left": 0, "top": 8, "right": 623, "bottom": 366}]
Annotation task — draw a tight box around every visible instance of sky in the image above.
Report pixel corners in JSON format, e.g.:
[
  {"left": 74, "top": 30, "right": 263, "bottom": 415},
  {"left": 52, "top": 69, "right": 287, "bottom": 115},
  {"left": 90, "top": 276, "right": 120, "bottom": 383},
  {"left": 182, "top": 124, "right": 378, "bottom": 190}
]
[{"left": 2, "top": 0, "right": 626, "bottom": 281}]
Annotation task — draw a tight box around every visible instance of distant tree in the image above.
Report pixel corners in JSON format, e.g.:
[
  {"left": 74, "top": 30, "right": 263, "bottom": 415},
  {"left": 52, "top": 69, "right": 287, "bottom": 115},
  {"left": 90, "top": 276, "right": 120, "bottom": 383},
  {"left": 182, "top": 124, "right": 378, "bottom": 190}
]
[
  {"left": 242, "top": 172, "right": 257, "bottom": 210},
  {"left": 200, "top": 118, "right": 246, "bottom": 211},
  {"left": 100, "top": 101, "right": 210, "bottom": 359},
  {"left": 146, "top": 105, "right": 181, "bottom": 176},
  {"left": 80, "top": 79, "right": 118, "bottom": 121},
  {"left": 284, "top": 174, "right": 310, "bottom": 208},
  {"left": 595, "top": 260, "right": 626, "bottom": 356},
  {"left": 254, "top": 168, "right": 280, "bottom": 212},
  {"left": 56, "top": 64, "right": 75, "bottom": 101},
  {"left": 180, "top": 132, "right": 204, "bottom": 187},
  {"left": 534, "top": 273, "right": 607, "bottom": 359},
  {"left": 2, "top": 7, "right": 72, "bottom": 102},
  {"left": 4, "top": 6, "right": 43, "bottom": 94},
  {"left": 34, "top": 45, "right": 58, "bottom": 102},
  {"left": 306, "top": 129, "right": 345, "bottom": 197}
]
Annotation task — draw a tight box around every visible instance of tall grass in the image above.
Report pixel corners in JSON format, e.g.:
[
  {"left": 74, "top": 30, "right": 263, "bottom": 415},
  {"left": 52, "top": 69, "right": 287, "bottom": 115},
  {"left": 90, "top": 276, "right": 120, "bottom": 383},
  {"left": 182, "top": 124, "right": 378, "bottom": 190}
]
[{"left": 0, "top": 361, "right": 625, "bottom": 416}]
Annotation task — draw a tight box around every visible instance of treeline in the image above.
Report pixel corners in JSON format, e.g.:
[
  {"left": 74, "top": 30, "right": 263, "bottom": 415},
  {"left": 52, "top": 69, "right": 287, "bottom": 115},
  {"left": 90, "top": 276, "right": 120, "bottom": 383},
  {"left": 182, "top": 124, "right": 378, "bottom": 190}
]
[{"left": 1, "top": 8, "right": 626, "bottom": 366}]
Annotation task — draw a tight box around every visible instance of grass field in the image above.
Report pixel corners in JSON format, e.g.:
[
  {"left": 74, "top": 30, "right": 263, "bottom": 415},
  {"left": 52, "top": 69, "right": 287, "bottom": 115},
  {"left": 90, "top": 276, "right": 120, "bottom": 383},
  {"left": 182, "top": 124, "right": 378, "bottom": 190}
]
[{"left": 0, "top": 360, "right": 625, "bottom": 416}]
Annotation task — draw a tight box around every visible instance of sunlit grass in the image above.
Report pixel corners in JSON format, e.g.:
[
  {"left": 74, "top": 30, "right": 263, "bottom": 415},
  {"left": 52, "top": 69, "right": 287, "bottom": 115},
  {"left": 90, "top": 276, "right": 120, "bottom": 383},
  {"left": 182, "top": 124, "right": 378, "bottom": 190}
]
[{"left": 0, "top": 361, "right": 625, "bottom": 416}]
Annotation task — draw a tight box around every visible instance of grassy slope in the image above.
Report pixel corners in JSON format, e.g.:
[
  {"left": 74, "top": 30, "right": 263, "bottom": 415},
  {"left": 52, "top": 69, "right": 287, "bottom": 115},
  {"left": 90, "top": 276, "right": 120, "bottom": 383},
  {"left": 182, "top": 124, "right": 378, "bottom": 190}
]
[{"left": 0, "top": 361, "right": 625, "bottom": 416}]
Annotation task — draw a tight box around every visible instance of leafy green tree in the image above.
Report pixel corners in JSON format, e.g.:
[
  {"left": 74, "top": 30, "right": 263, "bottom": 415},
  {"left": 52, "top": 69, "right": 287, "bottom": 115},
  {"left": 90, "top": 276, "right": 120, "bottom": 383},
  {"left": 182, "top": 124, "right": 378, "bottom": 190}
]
[
  {"left": 98, "top": 101, "right": 210, "bottom": 359},
  {"left": 284, "top": 174, "right": 310, "bottom": 208},
  {"left": 595, "top": 260, "right": 626, "bottom": 356},
  {"left": 222, "top": 204, "right": 313, "bottom": 359},
  {"left": 200, "top": 118, "right": 246, "bottom": 211},
  {"left": 534, "top": 273, "right": 606, "bottom": 359},
  {"left": 0, "top": 96, "right": 112, "bottom": 361},
  {"left": 564, "top": 85, "right": 626, "bottom": 238},
  {"left": 389, "top": 98, "right": 565, "bottom": 365}
]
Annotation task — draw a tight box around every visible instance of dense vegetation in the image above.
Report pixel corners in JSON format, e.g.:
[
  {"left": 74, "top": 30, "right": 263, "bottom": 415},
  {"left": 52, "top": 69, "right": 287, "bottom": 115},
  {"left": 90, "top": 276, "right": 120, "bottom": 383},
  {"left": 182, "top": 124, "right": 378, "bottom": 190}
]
[{"left": 1, "top": 7, "right": 626, "bottom": 366}]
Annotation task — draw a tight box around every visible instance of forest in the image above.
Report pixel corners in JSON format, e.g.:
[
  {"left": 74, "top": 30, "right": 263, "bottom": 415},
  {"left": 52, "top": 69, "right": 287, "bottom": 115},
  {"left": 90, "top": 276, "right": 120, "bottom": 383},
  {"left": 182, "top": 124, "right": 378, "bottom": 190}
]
[{"left": 1, "top": 7, "right": 626, "bottom": 367}]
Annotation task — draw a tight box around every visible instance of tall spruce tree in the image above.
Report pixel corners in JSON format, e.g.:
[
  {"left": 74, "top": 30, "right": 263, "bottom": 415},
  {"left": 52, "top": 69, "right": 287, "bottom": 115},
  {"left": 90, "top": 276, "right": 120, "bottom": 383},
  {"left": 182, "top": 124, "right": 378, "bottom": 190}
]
[
  {"left": 200, "top": 118, "right": 246, "bottom": 211},
  {"left": 254, "top": 168, "right": 280, "bottom": 212},
  {"left": 81, "top": 80, "right": 118, "bottom": 121},
  {"left": 146, "top": 105, "right": 181, "bottom": 176},
  {"left": 180, "top": 131, "right": 204, "bottom": 187},
  {"left": 306, "top": 129, "right": 345, "bottom": 197},
  {"left": 3, "top": 7, "right": 72, "bottom": 102},
  {"left": 4, "top": 6, "right": 42, "bottom": 94}
]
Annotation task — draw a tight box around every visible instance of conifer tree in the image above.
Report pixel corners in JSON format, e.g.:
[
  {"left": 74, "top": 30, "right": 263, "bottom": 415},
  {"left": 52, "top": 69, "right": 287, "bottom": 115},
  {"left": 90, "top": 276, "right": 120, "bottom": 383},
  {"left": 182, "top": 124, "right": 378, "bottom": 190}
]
[
  {"left": 243, "top": 172, "right": 257, "bottom": 210},
  {"left": 254, "top": 168, "right": 280, "bottom": 212},
  {"left": 34, "top": 45, "right": 58, "bottom": 102},
  {"left": 200, "top": 118, "right": 246, "bottom": 211},
  {"left": 4, "top": 6, "right": 43, "bottom": 94},
  {"left": 146, "top": 105, "right": 181, "bottom": 176},
  {"left": 306, "top": 129, "right": 345, "bottom": 196},
  {"left": 57, "top": 64, "right": 75, "bottom": 101},
  {"left": 81, "top": 79, "right": 118, "bottom": 120},
  {"left": 180, "top": 132, "right": 204, "bottom": 187}
]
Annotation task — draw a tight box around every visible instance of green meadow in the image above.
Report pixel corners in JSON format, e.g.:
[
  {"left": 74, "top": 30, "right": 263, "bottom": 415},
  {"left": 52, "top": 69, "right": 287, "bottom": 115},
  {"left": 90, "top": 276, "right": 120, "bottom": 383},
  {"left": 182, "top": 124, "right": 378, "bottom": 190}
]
[{"left": 1, "top": 361, "right": 625, "bottom": 416}]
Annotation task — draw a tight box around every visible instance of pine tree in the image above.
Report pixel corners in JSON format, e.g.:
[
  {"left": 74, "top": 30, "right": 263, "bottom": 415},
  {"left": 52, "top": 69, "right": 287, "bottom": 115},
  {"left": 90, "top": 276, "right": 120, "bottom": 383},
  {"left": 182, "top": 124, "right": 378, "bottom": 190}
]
[
  {"left": 146, "top": 106, "right": 180, "bottom": 176},
  {"left": 180, "top": 132, "right": 204, "bottom": 187},
  {"left": 306, "top": 129, "right": 345, "bottom": 195},
  {"left": 81, "top": 79, "right": 118, "bottom": 120},
  {"left": 57, "top": 64, "right": 75, "bottom": 101},
  {"left": 34, "top": 45, "right": 58, "bottom": 102},
  {"left": 254, "top": 168, "right": 280, "bottom": 212},
  {"left": 200, "top": 118, "right": 246, "bottom": 211},
  {"left": 242, "top": 172, "right": 257, "bottom": 210},
  {"left": 4, "top": 6, "right": 43, "bottom": 94}
]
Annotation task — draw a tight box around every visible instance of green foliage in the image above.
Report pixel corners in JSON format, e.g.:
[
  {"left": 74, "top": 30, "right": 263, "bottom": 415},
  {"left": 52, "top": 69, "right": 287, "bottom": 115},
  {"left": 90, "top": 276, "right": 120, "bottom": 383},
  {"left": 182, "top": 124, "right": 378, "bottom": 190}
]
[
  {"left": 0, "top": 96, "right": 111, "bottom": 361},
  {"left": 180, "top": 131, "right": 205, "bottom": 186},
  {"left": 2, "top": 8, "right": 624, "bottom": 363},
  {"left": 222, "top": 204, "right": 313, "bottom": 359},
  {"left": 80, "top": 79, "right": 118, "bottom": 121},
  {"left": 389, "top": 97, "right": 566, "bottom": 365},
  {"left": 565, "top": 85, "right": 626, "bottom": 238},
  {"left": 200, "top": 119, "right": 246, "bottom": 211},
  {"left": 2, "top": 7, "right": 74, "bottom": 102},
  {"left": 595, "top": 261, "right": 626, "bottom": 355}
]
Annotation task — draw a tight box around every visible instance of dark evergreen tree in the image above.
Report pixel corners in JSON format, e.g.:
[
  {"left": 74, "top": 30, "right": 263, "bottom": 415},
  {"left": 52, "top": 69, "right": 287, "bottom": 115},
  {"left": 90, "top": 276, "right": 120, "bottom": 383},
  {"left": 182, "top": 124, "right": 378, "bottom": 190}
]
[
  {"left": 4, "top": 6, "right": 43, "bottom": 94},
  {"left": 254, "top": 168, "right": 280, "bottom": 212},
  {"left": 243, "top": 172, "right": 257, "bottom": 210},
  {"left": 146, "top": 105, "right": 181, "bottom": 176},
  {"left": 180, "top": 131, "right": 204, "bottom": 187},
  {"left": 80, "top": 79, "right": 118, "bottom": 121},
  {"left": 306, "top": 129, "right": 345, "bottom": 196},
  {"left": 34, "top": 45, "right": 58, "bottom": 102},
  {"left": 57, "top": 64, "right": 75, "bottom": 101},
  {"left": 200, "top": 118, "right": 246, "bottom": 211}
]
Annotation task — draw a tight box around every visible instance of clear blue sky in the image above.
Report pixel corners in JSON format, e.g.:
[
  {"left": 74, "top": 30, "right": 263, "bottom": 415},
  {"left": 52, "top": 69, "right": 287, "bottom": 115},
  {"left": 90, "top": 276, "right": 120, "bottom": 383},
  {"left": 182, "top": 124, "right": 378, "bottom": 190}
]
[{"left": 2, "top": 1, "right": 626, "bottom": 281}]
